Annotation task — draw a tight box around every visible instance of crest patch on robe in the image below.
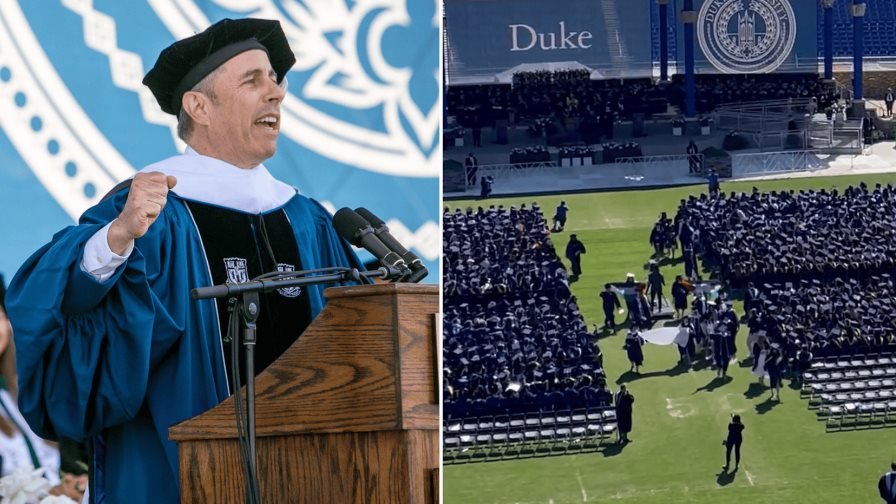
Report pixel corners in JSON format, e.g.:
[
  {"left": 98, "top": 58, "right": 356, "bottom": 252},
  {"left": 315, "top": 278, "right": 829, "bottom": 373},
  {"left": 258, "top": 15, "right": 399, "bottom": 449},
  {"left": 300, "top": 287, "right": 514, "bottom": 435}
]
[
  {"left": 224, "top": 257, "right": 249, "bottom": 284},
  {"left": 275, "top": 263, "right": 301, "bottom": 298}
]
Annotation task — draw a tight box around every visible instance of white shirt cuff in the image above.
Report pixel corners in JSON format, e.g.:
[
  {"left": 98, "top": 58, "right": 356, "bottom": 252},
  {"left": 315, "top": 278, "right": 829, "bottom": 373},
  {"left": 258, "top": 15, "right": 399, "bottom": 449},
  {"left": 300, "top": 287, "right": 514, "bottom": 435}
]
[{"left": 80, "top": 221, "right": 134, "bottom": 282}]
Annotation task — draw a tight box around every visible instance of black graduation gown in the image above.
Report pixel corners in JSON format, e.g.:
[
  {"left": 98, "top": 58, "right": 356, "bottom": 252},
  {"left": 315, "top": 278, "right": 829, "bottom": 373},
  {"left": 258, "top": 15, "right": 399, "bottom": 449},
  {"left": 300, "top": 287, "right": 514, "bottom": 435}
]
[{"left": 615, "top": 392, "right": 634, "bottom": 434}]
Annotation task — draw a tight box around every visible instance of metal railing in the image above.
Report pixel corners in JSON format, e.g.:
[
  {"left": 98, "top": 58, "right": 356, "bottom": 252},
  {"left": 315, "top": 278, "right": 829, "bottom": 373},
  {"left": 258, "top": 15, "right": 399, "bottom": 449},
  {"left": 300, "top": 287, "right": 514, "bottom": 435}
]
[
  {"left": 616, "top": 153, "right": 703, "bottom": 175},
  {"left": 715, "top": 98, "right": 813, "bottom": 134},
  {"left": 466, "top": 154, "right": 705, "bottom": 189},
  {"left": 469, "top": 161, "right": 559, "bottom": 188},
  {"left": 731, "top": 149, "right": 831, "bottom": 177},
  {"left": 750, "top": 129, "right": 811, "bottom": 152}
]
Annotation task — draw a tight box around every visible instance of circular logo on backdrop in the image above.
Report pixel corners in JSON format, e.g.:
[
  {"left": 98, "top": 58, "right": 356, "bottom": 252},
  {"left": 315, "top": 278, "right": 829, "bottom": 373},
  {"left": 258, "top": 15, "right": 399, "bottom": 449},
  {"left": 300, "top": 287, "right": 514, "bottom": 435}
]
[{"left": 697, "top": 0, "right": 796, "bottom": 74}]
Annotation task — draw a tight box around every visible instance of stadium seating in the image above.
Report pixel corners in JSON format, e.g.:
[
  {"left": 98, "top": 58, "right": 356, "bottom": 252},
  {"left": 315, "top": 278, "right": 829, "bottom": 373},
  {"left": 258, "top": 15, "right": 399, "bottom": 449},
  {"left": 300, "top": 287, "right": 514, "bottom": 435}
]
[{"left": 817, "top": 0, "right": 896, "bottom": 58}]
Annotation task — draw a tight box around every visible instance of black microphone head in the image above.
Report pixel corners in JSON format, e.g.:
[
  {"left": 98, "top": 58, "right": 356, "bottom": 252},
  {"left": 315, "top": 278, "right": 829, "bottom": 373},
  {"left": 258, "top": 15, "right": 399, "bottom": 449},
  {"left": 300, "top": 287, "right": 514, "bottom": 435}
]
[
  {"left": 333, "top": 208, "right": 372, "bottom": 247},
  {"left": 355, "top": 207, "right": 386, "bottom": 228}
]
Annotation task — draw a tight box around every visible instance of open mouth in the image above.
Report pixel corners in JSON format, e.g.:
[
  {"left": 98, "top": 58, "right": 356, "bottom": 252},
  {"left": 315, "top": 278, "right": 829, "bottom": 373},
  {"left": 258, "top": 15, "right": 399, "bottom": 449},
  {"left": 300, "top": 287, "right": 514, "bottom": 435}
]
[{"left": 254, "top": 114, "right": 280, "bottom": 131}]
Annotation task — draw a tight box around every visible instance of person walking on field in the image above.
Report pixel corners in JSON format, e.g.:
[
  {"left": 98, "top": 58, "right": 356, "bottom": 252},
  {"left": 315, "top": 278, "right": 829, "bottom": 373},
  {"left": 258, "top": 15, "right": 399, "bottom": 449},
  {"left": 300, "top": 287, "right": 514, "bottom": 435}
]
[{"left": 723, "top": 414, "right": 744, "bottom": 471}]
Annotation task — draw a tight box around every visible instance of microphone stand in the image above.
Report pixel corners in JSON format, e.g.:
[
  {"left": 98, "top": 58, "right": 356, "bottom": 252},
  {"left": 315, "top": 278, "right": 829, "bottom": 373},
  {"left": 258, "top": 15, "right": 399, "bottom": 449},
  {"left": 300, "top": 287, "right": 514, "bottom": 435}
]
[{"left": 190, "top": 265, "right": 402, "bottom": 503}]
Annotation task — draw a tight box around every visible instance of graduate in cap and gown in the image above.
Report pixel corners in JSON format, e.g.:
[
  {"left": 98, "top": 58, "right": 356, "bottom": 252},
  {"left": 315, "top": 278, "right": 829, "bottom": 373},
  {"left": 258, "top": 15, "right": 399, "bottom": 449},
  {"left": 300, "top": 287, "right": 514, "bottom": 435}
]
[
  {"left": 614, "top": 384, "right": 634, "bottom": 444},
  {"left": 565, "top": 234, "right": 586, "bottom": 278},
  {"left": 599, "top": 284, "right": 622, "bottom": 333},
  {"left": 6, "top": 18, "right": 360, "bottom": 503},
  {"left": 624, "top": 326, "right": 645, "bottom": 373}
]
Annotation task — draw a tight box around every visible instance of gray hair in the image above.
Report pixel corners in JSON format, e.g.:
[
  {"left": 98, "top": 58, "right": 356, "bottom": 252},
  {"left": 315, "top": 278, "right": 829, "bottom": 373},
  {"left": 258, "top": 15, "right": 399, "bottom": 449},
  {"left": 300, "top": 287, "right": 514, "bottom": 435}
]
[{"left": 176, "top": 66, "right": 224, "bottom": 141}]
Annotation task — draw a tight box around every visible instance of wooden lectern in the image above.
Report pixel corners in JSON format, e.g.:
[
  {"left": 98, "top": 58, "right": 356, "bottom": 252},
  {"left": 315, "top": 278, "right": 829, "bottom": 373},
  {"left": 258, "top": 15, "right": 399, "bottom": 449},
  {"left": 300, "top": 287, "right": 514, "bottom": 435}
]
[{"left": 169, "top": 283, "right": 440, "bottom": 503}]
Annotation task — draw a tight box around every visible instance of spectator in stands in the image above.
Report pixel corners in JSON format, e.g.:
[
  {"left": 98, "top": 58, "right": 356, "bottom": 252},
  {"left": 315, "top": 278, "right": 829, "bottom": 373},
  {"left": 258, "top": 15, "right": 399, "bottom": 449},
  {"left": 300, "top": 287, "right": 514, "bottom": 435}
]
[
  {"left": 686, "top": 140, "right": 700, "bottom": 174},
  {"left": 553, "top": 201, "right": 568, "bottom": 232},
  {"left": 615, "top": 384, "right": 634, "bottom": 444},
  {"left": 600, "top": 283, "right": 622, "bottom": 333},
  {"left": 465, "top": 152, "right": 478, "bottom": 186},
  {"left": 671, "top": 275, "right": 690, "bottom": 319},
  {"left": 722, "top": 414, "right": 744, "bottom": 471},
  {"left": 565, "top": 234, "right": 586, "bottom": 279},
  {"left": 647, "top": 264, "right": 666, "bottom": 313},
  {"left": 624, "top": 326, "right": 645, "bottom": 373},
  {"left": 878, "top": 462, "right": 896, "bottom": 504},
  {"left": 886, "top": 88, "right": 895, "bottom": 118}
]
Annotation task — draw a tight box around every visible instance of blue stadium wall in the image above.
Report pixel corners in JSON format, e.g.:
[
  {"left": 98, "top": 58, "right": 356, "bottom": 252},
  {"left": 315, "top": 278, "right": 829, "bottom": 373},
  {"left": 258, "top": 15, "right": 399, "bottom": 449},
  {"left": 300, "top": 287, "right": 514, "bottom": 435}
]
[
  {"left": 0, "top": 1, "right": 440, "bottom": 284},
  {"left": 444, "top": 0, "right": 655, "bottom": 82},
  {"left": 446, "top": 0, "right": 896, "bottom": 84}
]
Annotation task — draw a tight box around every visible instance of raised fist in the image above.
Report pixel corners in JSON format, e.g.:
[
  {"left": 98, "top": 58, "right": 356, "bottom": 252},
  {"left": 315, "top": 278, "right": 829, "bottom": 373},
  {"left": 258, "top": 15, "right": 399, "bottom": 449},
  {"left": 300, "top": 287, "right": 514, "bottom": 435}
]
[{"left": 108, "top": 172, "right": 177, "bottom": 254}]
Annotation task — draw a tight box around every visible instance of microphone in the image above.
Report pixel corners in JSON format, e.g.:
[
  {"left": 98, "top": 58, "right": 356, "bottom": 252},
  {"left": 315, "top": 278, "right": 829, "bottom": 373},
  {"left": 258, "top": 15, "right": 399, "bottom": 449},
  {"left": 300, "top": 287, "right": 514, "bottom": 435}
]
[
  {"left": 355, "top": 207, "right": 429, "bottom": 283},
  {"left": 333, "top": 208, "right": 409, "bottom": 279}
]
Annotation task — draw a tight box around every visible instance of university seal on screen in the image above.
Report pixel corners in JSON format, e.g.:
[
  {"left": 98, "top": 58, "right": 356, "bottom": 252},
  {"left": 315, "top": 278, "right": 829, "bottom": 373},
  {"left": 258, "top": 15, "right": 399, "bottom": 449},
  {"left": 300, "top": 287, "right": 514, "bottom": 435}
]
[{"left": 697, "top": 0, "right": 796, "bottom": 74}]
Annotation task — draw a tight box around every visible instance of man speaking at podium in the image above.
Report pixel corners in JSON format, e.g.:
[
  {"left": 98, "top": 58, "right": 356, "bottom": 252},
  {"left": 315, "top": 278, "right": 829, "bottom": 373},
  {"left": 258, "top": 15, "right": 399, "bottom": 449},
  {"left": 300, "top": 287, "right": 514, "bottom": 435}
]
[{"left": 6, "top": 19, "right": 360, "bottom": 503}]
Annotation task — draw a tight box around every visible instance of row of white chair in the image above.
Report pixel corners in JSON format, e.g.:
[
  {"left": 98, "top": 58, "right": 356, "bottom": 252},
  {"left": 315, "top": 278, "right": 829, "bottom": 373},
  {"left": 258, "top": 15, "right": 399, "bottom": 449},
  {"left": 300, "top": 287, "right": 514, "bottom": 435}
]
[{"left": 444, "top": 408, "right": 616, "bottom": 435}]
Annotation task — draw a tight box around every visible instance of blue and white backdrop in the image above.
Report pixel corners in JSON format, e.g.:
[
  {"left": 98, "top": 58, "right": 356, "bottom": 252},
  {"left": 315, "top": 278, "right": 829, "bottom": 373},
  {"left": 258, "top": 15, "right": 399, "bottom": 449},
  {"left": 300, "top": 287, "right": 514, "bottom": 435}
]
[{"left": 0, "top": 0, "right": 440, "bottom": 283}]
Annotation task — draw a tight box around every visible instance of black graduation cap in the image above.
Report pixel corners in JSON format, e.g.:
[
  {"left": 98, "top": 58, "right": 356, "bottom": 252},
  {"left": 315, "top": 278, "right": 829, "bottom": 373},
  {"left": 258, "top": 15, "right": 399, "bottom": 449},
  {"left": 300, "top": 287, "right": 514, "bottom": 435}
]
[{"left": 144, "top": 18, "right": 295, "bottom": 115}]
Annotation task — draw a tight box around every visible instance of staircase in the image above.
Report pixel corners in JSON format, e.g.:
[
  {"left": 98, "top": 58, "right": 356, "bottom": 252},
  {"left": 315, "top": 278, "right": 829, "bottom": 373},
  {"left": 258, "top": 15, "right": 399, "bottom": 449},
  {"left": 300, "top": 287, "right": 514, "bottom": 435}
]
[{"left": 599, "top": 0, "right": 628, "bottom": 71}]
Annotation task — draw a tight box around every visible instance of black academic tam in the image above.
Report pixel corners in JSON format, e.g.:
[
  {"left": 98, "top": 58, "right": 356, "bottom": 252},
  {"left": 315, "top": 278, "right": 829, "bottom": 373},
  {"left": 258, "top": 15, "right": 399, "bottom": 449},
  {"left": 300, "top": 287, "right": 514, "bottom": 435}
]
[{"left": 143, "top": 18, "right": 296, "bottom": 115}]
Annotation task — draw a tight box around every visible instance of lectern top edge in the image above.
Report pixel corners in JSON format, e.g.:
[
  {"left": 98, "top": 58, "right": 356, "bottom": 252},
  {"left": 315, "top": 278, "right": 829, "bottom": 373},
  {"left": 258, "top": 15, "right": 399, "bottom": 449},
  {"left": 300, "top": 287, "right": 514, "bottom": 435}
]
[{"left": 324, "top": 282, "right": 438, "bottom": 299}]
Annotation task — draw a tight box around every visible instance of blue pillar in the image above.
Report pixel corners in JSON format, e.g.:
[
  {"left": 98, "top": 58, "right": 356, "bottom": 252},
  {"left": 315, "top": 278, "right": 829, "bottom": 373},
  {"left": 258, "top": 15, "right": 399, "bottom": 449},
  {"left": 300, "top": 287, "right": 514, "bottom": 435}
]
[
  {"left": 683, "top": 0, "right": 696, "bottom": 117},
  {"left": 659, "top": 0, "right": 669, "bottom": 82},
  {"left": 852, "top": 0, "right": 865, "bottom": 99},
  {"left": 823, "top": 0, "right": 834, "bottom": 80}
]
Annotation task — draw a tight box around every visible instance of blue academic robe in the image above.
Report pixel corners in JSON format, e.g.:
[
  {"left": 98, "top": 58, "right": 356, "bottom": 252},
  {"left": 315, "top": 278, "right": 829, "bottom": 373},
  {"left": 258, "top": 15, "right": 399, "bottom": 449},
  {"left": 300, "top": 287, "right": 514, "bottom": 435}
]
[{"left": 7, "top": 190, "right": 359, "bottom": 503}]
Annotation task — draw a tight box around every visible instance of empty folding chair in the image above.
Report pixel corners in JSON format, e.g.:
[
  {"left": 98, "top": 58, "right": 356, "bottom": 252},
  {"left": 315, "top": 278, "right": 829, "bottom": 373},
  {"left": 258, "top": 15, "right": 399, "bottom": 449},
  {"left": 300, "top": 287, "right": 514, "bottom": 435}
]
[
  {"left": 825, "top": 404, "right": 844, "bottom": 431},
  {"left": 842, "top": 403, "right": 859, "bottom": 429},
  {"left": 857, "top": 403, "right": 875, "bottom": 428},
  {"left": 872, "top": 402, "right": 888, "bottom": 427}
]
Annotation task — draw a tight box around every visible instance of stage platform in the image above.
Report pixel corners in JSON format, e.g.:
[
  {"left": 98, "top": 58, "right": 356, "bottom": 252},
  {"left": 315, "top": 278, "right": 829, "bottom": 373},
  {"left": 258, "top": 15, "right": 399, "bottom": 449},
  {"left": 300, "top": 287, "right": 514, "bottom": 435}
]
[{"left": 444, "top": 111, "right": 896, "bottom": 199}]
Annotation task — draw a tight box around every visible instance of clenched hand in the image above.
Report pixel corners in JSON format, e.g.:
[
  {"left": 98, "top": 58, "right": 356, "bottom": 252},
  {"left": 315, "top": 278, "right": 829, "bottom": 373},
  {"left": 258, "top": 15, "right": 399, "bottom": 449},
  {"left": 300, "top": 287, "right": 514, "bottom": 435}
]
[{"left": 107, "top": 172, "right": 177, "bottom": 255}]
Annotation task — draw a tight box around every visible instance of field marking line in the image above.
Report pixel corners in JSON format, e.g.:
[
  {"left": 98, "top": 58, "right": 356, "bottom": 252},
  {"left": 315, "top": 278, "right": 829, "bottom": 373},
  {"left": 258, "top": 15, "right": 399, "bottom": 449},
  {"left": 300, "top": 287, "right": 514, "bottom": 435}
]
[
  {"left": 745, "top": 470, "right": 755, "bottom": 486},
  {"left": 576, "top": 470, "right": 588, "bottom": 502}
]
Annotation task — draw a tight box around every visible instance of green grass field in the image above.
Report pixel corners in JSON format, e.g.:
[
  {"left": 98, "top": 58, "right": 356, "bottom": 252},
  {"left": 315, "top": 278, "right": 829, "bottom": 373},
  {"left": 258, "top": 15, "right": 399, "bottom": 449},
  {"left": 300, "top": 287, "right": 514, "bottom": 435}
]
[{"left": 444, "top": 174, "right": 896, "bottom": 504}]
